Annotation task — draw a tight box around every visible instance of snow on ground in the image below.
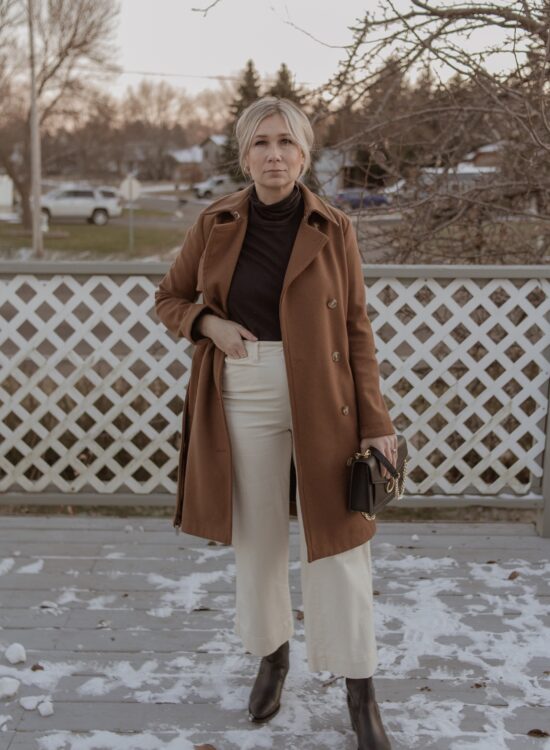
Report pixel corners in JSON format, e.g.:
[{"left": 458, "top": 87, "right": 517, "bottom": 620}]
[
  {"left": 1, "top": 526, "right": 549, "bottom": 748},
  {"left": 36, "top": 731, "right": 199, "bottom": 749},
  {"left": 0, "top": 558, "right": 15, "bottom": 575},
  {"left": 15, "top": 558, "right": 44, "bottom": 574},
  {"left": 4, "top": 642, "right": 26, "bottom": 664},
  {"left": 146, "top": 564, "right": 236, "bottom": 613}
]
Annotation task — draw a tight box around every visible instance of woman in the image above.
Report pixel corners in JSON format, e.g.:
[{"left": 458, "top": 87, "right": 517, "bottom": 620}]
[{"left": 154, "top": 97, "right": 396, "bottom": 749}]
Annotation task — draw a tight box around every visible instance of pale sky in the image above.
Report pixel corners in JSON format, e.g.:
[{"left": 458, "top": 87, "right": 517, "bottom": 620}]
[
  {"left": 108, "top": 0, "right": 516, "bottom": 102},
  {"left": 111, "top": 0, "right": 372, "bottom": 98}
]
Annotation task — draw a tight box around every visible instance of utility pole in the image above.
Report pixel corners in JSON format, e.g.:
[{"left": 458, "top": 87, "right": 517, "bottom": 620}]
[{"left": 27, "top": 0, "right": 44, "bottom": 258}]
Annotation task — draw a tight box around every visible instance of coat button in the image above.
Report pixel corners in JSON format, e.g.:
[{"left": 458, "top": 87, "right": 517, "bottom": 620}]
[
  {"left": 341, "top": 405, "right": 350, "bottom": 415},
  {"left": 332, "top": 351, "right": 341, "bottom": 362},
  {"left": 327, "top": 298, "right": 338, "bottom": 309}
]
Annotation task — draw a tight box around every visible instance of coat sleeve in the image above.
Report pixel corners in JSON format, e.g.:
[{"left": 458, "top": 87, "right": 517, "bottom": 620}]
[
  {"left": 343, "top": 216, "right": 395, "bottom": 440},
  {"left": 154, "top": 217, "right": 215, "bottom": 345}
]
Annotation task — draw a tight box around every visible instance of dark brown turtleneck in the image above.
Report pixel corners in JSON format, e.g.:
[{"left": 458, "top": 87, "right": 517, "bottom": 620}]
[{"left": 226, "top": 183, "right": 304, "bottom": 340}]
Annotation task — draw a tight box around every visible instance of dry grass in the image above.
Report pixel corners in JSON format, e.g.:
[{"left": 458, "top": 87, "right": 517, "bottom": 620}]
[{"left": 0, "top": 218, "right": 185, "bottom": 257}]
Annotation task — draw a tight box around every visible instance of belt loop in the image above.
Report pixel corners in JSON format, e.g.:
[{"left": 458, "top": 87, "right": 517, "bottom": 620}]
[{"left": 246, "top": 339, "right": 259, "bottom": 362}]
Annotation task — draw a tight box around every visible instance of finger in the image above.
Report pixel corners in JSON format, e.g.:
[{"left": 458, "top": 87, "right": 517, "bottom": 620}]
[{"left": 239, "top": 327, "right": 258, "bottom": 341}]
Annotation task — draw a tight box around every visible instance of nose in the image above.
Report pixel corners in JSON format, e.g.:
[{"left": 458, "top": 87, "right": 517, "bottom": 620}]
[{"left": 266, "top": 143, "right": 282, "bottom": 161}]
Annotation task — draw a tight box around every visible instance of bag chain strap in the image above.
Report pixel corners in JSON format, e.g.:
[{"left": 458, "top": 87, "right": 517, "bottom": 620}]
[{"left": 354, "top": 449, "right": 409, "bottom": 521}]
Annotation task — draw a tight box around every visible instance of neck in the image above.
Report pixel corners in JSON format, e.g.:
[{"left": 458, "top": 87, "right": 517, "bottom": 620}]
[{"left": 253, "top": 181, "right": 297, "bottom": 205}]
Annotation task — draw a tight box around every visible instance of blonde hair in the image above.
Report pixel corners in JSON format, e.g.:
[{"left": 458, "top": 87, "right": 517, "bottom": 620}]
[{"left": 235, "top": 96, "right": 314, "bottom": 179}]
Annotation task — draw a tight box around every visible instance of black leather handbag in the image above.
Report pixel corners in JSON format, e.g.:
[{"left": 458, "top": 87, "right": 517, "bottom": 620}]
[{"left": 347, "top": 434, "right": 409, "bottom": 520}]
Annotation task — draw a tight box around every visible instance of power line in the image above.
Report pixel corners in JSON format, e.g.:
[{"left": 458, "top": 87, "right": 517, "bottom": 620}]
[
  {"left": 119, "top": 69, "right": 243, "bottom": 81},
  {"left": 73, "top": 65, "right": 313, "bottom": 87},
  {"left": 87, "top": 70, "right": 310, "bottom": 86},
  {"left": 117, "top": 69, "right": 313, "bottom": 86}
]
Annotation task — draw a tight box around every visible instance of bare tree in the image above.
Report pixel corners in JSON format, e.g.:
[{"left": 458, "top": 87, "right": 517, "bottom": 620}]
[
  {"left": 320, "top": 0, "right": 550, "bottom": 264},
  {"left": 118, "top": 80, "right": 200, "bottom": 181},
  {"left": 0, "top": 0, "right": 120, "bottom": 228},
  {"left": 0, "top": 1, "right": 24, "bottom": 98}
]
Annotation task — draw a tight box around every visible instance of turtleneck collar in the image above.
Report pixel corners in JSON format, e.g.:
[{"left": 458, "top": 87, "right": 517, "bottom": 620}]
[{"left": 249, "top": 183, "right": 303, "bottom": 222}]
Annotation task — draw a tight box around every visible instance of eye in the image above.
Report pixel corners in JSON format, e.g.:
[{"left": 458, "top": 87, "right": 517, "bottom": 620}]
[
  {"left": 281, "top": 138, "right": 293, "bottom": 144},
  {"left": 254, "top": 139, "right": 266, "bottom": 145}
]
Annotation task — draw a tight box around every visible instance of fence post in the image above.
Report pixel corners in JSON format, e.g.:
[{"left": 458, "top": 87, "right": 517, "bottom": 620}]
[{"left": 537, "top": 391, "right": 550, "bottom": 538}]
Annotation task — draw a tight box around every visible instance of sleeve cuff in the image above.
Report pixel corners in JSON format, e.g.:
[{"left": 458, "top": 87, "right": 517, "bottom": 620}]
[{"left": 178, "top": 304, "right": 214, "bottom": 344}]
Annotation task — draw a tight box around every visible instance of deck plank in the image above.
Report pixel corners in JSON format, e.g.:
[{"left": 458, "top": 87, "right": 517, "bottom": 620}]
[{"left": 0, "top": 516, "right": 549, "bottom": 750}]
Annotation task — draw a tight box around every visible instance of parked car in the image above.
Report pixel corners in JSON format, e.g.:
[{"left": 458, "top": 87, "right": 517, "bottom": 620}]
[
  {"left": 193, "top": 175, "right": 242, "bottom": 199},
  {"left": 40, "top": 185, "right": 123, "bottom": 225},
  {"left": 332, "top": 188, "right": 389, "bottom": 211}
]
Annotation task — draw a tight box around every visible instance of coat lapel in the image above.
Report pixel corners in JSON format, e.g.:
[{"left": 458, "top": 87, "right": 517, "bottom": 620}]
[
  {"left": 201, "top": 188, "right": 251, "bottom": 317},
  {"left": 202, "top": 218, "right": 248, "bottom": 316},
  {"left": 283, "top": 183, "right": 338, "bottom": 295},
  {"left": 201, "top": 182, "right": 336, "bottom": 313},
  {"left": 281, "top": 220, "right": 328, "bottom": 298}
]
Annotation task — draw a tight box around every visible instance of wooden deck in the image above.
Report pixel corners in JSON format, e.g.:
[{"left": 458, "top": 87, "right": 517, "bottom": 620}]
[{"left": 0, "top": 516, "right": 548, "bottom": 750}]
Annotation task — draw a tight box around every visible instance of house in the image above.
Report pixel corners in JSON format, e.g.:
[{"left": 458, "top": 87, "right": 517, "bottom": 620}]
[
  {"left": 313, "top": 146, "right": 358, "bottom": 198},
  {"left": 166, "top": 146, "right": 204, "bottom": 184},
  {"left": 418, "top": 163, "right": 498, "bottom": 191},
  {"left": 166, "top": 135, "right": 228, "bottom": 183},
  {"left": 463, "top": 141, "right": 505, "bottom": 168},
  {"left": 0, "top": 173, "right": 14, "bottom": 211},
  {"left": 201, "top": 135, "right": 228, "bottom": 177}
]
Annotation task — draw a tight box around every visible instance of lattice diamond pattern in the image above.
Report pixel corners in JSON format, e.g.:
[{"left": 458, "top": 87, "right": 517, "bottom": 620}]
[
  {"left": 369, "top": 277, "right": 550, "bottom": 495},
  {"left": 1, "top": 273, "right": 549, "bottom": 499},
  {"left": 1, "top": 274, "right": 192, "bottom": 493}
]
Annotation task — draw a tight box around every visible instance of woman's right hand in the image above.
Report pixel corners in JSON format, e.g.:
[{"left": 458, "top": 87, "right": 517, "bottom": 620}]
[{"left": 197, "top": 314, "right": 258, "bottom": 358}]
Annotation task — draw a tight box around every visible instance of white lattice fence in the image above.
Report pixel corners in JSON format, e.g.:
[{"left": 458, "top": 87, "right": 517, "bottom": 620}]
[
  {"left": 368, "top": 274, "right": 550, "bottom": 497},
  {"left": 0, "top": 263, "right": 549, "bottom": 507}
]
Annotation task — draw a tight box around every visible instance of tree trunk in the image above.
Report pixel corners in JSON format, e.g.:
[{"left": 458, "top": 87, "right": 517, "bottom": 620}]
[{"left": 19, "top": 182, "right": 32, "bottom": 230}]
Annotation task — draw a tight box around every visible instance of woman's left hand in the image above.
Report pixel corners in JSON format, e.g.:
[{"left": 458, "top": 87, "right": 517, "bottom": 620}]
[{"left": 360, "top": 434, "right": 398, "bottom": 479}]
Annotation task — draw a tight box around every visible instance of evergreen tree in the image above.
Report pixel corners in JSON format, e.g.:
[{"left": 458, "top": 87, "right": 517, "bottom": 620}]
[
  {"left": 230, "top": 59, "right": 262, "bottom": 116},
  {"left": 220, "top": 59, "right": 262, "bottom": 180},
  {"left": 267, "top": 63, "right": 304, "bottom": 104}
]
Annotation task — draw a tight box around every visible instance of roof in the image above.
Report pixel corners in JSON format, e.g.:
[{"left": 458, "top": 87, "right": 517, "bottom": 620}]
[
  {"left": 201, "top": 134, "right": 227, "bottom": 147},
  {"left": 168, "top": 146, "right": 203, "bottom": 164},
  {"left": 464, "top": 141, "right": 506, "bottom": 160},
  {"left": 423, "top": 163, "right": 497, "bottom": 175}
]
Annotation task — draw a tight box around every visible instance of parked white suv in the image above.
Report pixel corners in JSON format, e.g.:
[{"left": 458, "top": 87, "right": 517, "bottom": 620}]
[
  {"left": 41, "top": 185, "right": 123, "bottom": 225},
  {"left": 193, "top": 175, "right": 243, "bottom": 199}
]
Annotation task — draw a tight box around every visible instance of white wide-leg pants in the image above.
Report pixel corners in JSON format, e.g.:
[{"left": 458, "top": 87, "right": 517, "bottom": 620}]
[{"left": 221, "top": 340, "right": 378, "bottom": 678}]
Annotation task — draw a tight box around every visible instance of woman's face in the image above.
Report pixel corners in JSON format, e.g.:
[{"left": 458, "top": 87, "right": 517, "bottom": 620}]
[{"left": 244, "top": 113, "right": 305, "bottom": 203}]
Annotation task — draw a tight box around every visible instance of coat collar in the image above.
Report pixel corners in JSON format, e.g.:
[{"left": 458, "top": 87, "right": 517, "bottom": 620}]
[
  {"left": 200, "top": 180, "right": 334, "bottom": 335},
  {"left": 202, "top": 181, "right": 339, "bottom": 226}
]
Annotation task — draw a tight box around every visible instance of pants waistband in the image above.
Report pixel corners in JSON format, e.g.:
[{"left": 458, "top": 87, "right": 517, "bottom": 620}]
[{"left": 226, "top": 340, "right": 284, "bottom": 363}]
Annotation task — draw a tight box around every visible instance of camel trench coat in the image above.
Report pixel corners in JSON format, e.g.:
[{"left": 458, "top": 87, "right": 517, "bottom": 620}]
[{"left": 154, "top": 182, "right": 395, "bottom": 562}]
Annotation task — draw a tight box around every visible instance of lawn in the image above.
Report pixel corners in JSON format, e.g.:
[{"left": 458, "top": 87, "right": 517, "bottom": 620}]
[{"left": 0, "top": 219, "right": 187, "bottom": 258}]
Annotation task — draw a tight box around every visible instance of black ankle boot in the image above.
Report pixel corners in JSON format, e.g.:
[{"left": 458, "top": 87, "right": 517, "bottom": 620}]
[
  {"left": 345, "top": 676, "right": 392, "bottom": 750},
  {"left": 248, "top": 640, "right": 289, "bottom": 722}
]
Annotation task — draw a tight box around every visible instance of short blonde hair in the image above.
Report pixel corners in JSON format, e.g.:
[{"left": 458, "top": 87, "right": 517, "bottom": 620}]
[{"left": 235, "top": 96, "right": 314, "bottom": 179}]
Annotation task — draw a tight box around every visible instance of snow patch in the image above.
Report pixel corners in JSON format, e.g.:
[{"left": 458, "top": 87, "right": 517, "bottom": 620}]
[{"left": 4, "top": 643, "right": 26, "bottom": 664}]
